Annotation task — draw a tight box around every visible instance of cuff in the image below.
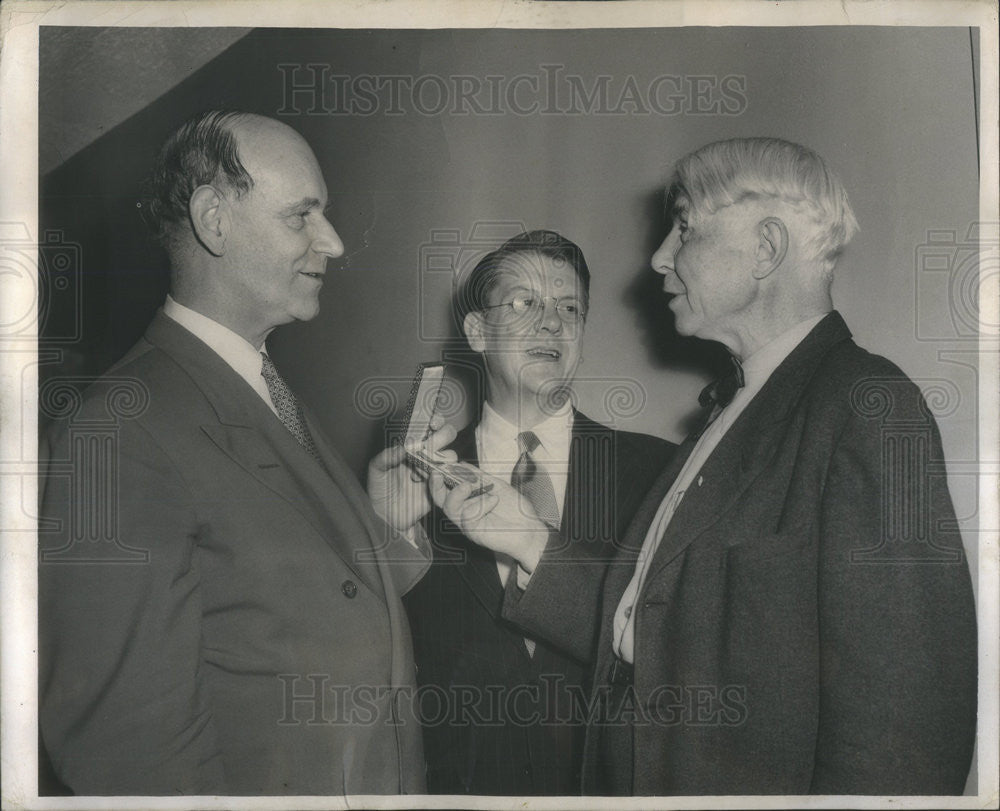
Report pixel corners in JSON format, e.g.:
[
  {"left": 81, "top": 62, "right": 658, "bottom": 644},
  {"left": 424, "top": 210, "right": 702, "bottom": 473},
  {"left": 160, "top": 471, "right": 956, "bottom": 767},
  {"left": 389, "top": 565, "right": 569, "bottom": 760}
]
[{"left": 401, "top": 521, "right": 429, "bottom": 550}]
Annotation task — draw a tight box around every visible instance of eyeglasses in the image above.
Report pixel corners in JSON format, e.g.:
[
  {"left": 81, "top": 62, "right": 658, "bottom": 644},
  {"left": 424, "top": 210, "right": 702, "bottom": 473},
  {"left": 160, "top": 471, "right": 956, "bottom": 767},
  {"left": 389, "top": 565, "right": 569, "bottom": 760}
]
[{"left": 480, "top": 295, "right": 587, "bottom": 324}]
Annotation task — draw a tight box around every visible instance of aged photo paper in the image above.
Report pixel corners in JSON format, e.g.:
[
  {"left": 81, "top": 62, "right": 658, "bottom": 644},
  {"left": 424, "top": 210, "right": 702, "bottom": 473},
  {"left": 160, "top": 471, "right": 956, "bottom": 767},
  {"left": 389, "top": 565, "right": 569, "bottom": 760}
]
[{"left": 2, "top": 1, "right": 997, "bottom": 809}]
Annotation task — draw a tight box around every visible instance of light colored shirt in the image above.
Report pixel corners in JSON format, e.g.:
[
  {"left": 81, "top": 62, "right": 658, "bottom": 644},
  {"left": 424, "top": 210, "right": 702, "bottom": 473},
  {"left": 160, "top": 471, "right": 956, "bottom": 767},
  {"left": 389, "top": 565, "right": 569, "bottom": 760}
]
[
  {"left": 163, "top": 295, "right": 278, "bottom": 417},
  {"left": 475, "top": 400, "right": 573, "bottom": 588},
  {"left": 613, "top": 313, "right": 827, "bottom": 663}
]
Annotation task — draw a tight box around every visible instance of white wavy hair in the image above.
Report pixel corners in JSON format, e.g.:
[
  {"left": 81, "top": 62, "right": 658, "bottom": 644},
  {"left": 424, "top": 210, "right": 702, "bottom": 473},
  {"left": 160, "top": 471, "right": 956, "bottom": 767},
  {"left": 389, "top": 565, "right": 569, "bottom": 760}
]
[{"left": 669, "top": 137, "right": 860, "bottom": 272}]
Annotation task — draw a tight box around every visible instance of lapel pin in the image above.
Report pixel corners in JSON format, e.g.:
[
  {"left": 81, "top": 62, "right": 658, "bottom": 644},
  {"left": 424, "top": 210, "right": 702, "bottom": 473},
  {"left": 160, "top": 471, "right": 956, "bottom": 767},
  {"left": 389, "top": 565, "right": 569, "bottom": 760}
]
[{"left": 697, "top": 475, "right": 704, "bottom": 487}]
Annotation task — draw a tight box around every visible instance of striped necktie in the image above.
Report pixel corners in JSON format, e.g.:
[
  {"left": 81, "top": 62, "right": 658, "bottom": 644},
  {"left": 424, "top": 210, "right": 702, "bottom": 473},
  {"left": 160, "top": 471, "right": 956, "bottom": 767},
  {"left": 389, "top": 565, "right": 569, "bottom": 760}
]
[{"left": 260, "top": 353, "right": 322, "bottom": 462}]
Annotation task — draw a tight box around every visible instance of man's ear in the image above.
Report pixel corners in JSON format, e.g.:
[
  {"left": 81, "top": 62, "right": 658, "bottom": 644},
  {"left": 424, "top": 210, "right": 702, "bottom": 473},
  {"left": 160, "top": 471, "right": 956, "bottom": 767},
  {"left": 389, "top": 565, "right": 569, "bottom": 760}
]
[
  {"left": 463, "top": 311, "right": 487, "bottom": 354},
  {"left": 753, "top": 217, "right": 788, "bottom": 279},
  {"left": 189, "top": 185, "right": 228, "bottom": 256}
]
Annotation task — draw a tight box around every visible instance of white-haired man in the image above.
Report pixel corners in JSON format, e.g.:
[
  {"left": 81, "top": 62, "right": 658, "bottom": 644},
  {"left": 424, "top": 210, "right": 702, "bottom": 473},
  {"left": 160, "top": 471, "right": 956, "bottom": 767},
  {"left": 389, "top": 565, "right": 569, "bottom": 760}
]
[{"left": 431, "top": 137, "right": 977, "bottom": 795}]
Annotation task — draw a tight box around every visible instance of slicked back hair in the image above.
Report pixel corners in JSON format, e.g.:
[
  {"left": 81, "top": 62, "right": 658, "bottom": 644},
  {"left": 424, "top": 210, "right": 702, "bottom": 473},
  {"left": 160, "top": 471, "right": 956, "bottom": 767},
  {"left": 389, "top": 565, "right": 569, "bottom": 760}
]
[{"left": 144, "top": 109, "right": 255, "bottom": 245}]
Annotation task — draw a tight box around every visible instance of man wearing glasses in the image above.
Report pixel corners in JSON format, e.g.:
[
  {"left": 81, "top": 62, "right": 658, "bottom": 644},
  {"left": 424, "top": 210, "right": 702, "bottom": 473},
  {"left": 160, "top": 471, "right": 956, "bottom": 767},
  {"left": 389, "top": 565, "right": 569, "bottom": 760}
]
[
  {"left": 404, "top": 230, "right": 673, "bottom": 795},
  {"left": 431, "top": 142, "right": 977, "bottom": 795}
]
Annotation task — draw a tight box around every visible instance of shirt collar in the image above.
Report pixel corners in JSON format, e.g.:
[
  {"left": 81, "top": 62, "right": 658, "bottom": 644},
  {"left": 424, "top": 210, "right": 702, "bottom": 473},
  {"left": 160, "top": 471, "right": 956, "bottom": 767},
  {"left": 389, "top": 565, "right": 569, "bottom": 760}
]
[
  {"left": 740, "top": 312, "right": 828, "bottom": 389},
  {"left": 715, "top": 312, "right": 827, "bottom": 429},
  {"left": 478, "top": 400, "right": 574, "bottom": 462},
  {"left": 163, "top": 295, "right": 268, "bottom": 387}
]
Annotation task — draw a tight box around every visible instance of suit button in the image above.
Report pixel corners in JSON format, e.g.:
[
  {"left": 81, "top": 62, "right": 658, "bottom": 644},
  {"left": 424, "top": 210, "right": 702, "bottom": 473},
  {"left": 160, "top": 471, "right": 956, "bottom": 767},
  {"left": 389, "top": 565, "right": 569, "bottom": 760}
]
[{"left": 341, "top": 580, "right": 357, "bottom": 598}]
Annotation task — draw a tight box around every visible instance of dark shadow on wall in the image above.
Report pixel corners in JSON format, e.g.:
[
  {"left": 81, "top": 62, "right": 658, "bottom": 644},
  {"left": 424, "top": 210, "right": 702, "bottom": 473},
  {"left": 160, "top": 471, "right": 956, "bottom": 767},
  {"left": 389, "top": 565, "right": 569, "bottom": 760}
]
[
  {"left": 39, "top": 27, "right": 439, "bottom": 364},
  {"left": 38, "top": 27, "right": 453, "bottom": 470},
  {"left": 351, "top": 246, "right": 491, "bottom": 472}
]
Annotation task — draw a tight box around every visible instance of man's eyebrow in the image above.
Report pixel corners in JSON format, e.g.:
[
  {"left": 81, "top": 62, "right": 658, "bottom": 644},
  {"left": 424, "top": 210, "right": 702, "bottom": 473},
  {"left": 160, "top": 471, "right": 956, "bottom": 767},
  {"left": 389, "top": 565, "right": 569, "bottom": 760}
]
[
  {"left": 671, "top": 199, "right": 690, "bottom": 219},
  {"left": 278, "top": 197, "right": 324, "bottom": 215}
]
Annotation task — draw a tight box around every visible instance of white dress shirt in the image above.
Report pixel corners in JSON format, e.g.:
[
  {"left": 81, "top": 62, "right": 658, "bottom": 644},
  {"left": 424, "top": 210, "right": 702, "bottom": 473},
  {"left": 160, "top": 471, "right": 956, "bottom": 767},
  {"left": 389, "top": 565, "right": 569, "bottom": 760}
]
[
  {"left": 163, "top": 295, "right": 278, "bottom": 417},
  {"left": 475, "top": 400, "right": 573, "bottom": 587},
  {"left": 613, "top": 313, "right": 827, "bottom": 663}
]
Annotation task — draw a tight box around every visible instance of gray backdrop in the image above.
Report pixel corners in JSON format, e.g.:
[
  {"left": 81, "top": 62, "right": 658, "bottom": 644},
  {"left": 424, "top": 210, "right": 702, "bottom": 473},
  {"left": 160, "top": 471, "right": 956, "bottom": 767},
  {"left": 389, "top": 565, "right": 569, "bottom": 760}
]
[{"left": 39, "top": 25, "right": 981, "bottom": 577}]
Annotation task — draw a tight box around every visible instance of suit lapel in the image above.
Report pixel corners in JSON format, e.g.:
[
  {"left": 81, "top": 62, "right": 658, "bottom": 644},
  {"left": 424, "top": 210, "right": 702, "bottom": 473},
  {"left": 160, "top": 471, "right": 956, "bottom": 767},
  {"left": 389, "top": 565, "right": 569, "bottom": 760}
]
[
  {"left": 146, "top": 312, "right": 382, "bottom": 595},
  {"left": 643, "top": 312, "right": 853, "bottom": 583},
  {"left": 442, "top": 424, "right": 507, "bottom": 616},
  {"left": 590, "top": 426, "right": 701, "bottom": 668},
  {"left": 643, "top": 412, "right": 787, "bottom": 576},
  {"left": 454, "top": 412, "right": 612, "bottom": 619},
  {"left": 618, "top": 426, "right": 702, "bottom": 555}
]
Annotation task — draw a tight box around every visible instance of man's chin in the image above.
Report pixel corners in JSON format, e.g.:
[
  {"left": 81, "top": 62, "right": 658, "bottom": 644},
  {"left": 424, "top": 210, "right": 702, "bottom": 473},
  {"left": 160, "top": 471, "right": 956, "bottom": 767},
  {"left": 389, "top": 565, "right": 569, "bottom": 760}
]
[
  {"left": 523, "top": 377, "right": 573, "bottom": 414},
  {"left": 289, "top": 301, "right": 322, "bottom": 323},
  {"left": 671, "top": 311, "right": 698, "bottom": 337}
]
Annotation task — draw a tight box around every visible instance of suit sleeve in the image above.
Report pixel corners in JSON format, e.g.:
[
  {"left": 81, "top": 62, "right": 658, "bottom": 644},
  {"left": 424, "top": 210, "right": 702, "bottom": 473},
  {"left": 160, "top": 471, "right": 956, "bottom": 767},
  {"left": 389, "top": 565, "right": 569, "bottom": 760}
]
[
  {"left": 39, "top": 418, "right": 227, "bottom": 794},
  {"left": 501, "top": 434, "right": 676, "bottom": 663},
  {"left": 307, "top": 409, "right": 430, "bottom": 598},
  {"left": 811, "top": 378, "right": 977, "bottom": 794},
  {"left": 374, "top": 518, "right": 433, "bottom": 596},
  {"left": 500, "top": 536, "right": 610, "bottom": 663}
]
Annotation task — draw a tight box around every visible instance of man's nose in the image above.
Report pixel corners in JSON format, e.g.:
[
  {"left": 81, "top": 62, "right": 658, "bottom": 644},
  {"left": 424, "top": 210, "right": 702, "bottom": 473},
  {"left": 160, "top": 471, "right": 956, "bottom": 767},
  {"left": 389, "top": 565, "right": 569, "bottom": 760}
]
[
  {"left": 535, "top": 297, "right": 563, "bottom": 333},
  {"left": 312, "top": 216, "right": 345, "bottom": 259},
  {"left": 650, "top": 231, "right": 679, "bottom": 276}
]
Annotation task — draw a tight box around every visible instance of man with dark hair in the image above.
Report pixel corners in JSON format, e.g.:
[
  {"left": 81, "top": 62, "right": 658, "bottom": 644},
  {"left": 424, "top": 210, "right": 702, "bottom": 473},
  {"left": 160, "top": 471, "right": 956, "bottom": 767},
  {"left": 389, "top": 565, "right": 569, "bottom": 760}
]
[
  {"left": 431, "top": 140, "right": 977, "bottom": 795},
  {"left": 452, "top": 229, "right": 592, "bottom": 328},
  {"left": 39, "top": 110, "right": 452, "bottom": 795},
  {"left": 404, "top": 230, "right": 673, "bottom": 795}
]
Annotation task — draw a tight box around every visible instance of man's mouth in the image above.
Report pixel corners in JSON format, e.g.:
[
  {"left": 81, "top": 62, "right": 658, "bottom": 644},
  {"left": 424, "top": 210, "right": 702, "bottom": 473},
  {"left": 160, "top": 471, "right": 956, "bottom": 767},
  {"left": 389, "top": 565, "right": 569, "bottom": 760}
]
[
  {"left": 526, "top": 347, "right": 562, "bottom": 360},
  {"left": 300, "top": 271, "right": 324, "bottom": 280}
]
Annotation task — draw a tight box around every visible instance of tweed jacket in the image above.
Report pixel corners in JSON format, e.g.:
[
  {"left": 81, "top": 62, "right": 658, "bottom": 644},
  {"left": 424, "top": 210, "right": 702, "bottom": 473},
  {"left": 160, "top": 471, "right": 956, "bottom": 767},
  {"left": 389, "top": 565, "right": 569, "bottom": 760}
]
[{"left": 504, "top": 312, "right": 977, "bottom": 795}]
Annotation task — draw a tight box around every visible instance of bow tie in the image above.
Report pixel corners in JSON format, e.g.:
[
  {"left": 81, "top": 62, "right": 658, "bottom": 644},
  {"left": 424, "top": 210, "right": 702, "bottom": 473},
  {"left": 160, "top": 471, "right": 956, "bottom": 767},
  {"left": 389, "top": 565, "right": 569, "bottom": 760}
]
[{"left": 698, "top": 354, "right": 746, "bottom": 410}]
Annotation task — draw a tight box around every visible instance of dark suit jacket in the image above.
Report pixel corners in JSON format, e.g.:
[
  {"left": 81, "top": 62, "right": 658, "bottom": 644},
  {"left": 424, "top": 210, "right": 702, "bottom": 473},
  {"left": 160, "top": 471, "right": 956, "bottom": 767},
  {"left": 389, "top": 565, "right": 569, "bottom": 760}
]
[
  {"left": 504, "top": 312, "right": 977, "bottom": 795},
  {"left": 404, "top": 411, "right": 674, "bottom": 795},
  {"left": 39, "top": 311, "right": 429, "bottom": 795}
]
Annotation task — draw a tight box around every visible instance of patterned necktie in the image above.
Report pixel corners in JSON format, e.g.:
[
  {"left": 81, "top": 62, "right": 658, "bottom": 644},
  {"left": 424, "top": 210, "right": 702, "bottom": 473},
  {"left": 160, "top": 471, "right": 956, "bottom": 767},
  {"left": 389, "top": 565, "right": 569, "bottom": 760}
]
[
  {"left": 260, "top": 353, "right": 322, "bottom": 461},
  {"left": 510, "top": 431, "right": 561, "bottom": 529}
]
